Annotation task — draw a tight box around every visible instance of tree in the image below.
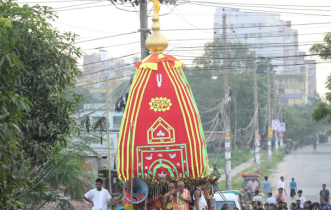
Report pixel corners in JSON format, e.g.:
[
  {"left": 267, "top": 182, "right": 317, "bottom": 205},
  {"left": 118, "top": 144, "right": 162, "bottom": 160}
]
[
  {"left": 310, "top": 32, "right": 331, "bottom": 134},
  {"left": 1, "top": 1, "right": 85, "bottom": 208},
  {"left": 186, "top": 40, "right": 270, "bottom": 146},
  {"left": 0, "top": 16, "right": 32, "bottom": 209},
  {"left": 17, "top": 130, "right": 99, "bottom": 209}
]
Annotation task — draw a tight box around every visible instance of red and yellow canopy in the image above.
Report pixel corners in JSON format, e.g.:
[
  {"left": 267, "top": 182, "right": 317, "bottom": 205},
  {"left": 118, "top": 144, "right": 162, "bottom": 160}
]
[{"left": 117, "top": 53, "right": 210, "bottom": 183}]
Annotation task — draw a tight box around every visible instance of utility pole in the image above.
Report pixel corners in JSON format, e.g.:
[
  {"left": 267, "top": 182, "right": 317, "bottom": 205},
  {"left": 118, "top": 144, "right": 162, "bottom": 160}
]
[
  {"left": 140, "top": 0, "right": 149, "bottom": 59},
  {"left": 253, "top": 53, "right": 260, "bottom": 173},
  {"left": 273, "top": 72, "right": 279, "bottom": 156},
  {"left": 279, "top": 80, "right": 283, "bottom": 147},
  {"left": 106, "top": 77, "right": 112, "bottom": 206},
  {"left": 222, "top": 13, "right": 231, "bottom": 190},
  {"left": 267, "top": 67, "right": 272, "bottom": 166},
  {"left": 234, "top": 93, "right": 237, "bottom": 148}
]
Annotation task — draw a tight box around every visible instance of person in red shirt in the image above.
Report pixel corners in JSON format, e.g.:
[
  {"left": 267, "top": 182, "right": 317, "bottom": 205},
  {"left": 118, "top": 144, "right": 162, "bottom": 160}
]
[{"left": 275, "top": 188, "right": 285, "bottom": 206}]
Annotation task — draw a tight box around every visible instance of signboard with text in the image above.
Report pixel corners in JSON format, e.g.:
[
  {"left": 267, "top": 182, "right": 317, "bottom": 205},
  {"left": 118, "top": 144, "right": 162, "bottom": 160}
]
[
  {"left": 272, "top": 119, "right": 280, "bottom": 131},
  {"left": 279, "top": 122, "right": 286, "bottom": 133},
  {"left": 268, "top": 127, "right": 273, "bottom": 138}
]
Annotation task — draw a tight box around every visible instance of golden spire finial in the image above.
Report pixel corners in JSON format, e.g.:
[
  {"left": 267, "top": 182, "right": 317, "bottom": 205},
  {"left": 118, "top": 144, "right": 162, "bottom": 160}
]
[{"left": 145, "top": 0, "right": 168, "bottom": 54}]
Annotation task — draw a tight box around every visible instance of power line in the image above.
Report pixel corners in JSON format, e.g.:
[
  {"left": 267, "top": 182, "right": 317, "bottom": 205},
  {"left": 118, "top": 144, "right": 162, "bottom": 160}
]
[
  {"left": 189, "top": 1, "right": 331, "bottom": 12},
  {"left": 76, "top": 31, "right": 137, "bottom": 43},
  {"left": 186, "top": 2, "right": 331, "bottom": 17},
  {"left": 51, "top": 1, "right": 101, "bottom": 10}
]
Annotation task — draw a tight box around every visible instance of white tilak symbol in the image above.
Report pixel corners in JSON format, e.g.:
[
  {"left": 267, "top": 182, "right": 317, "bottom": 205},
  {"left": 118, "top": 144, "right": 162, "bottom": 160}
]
[{"left": 156, "top": 74, "right": 162, "bottom": 87}]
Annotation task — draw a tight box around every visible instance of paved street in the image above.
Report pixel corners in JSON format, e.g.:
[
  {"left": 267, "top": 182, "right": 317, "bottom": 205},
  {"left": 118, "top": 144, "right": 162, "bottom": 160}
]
[{"left": 269, "top": 139, "right": 331, "bottom": 204}]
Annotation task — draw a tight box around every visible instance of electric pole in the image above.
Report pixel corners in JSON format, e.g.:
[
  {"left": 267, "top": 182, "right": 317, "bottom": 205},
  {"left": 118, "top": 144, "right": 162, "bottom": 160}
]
[
  {"left": 140, "top": 0, "right": 149, "bottom": 59},
  {"left": 279, "top": 80, "right": 283, "bottom": 147},
  {"left": 222, "top": 13, "right": 231, "bottom": 190},
  {"left": 234, "top": 93, "right": 237, "bottom": 148},
  {"left": 273, "top": 72, "right": 279, "bottom": 156},
  {"left": 267, "top": 67, "right": 272, "bottom": 166},
  {"left": 253, "top": 53, "right": 260, "bottom": 173}
]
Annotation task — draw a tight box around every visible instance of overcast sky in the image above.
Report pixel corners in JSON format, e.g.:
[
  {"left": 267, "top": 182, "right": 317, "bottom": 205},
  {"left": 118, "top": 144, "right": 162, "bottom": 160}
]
[{"left": 18, "top": 0, "right": 331, "bottom": 96}]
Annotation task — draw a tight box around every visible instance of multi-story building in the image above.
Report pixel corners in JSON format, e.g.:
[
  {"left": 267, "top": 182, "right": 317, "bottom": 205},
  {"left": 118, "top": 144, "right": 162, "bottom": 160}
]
[
  {"left": 214, "top": 8, "right": 316, "bottom": 105},
  {"left": 214, "top": 8, "right": 298, "bottom": 73},
  {"left": 83, "top": 50, "right": 132, "bottom": 79},
  {"left": 276, "top": 73, "right": 306, "bottom": 105},
  {"left": 305, "top": 59, "right": 317, "bottom": 98}
]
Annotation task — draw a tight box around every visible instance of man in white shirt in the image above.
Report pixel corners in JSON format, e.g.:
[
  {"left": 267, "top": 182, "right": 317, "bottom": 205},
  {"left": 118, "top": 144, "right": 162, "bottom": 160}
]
[
  {"left": 83, "top": 178, "right": 120, "bottom": 210},
  {"left": 266, "top": 192, "right": 276, "bottom": 204},
  {"left": 297, "top": 190, "right": 306, "bottom": 208},
  {"left": 277, "top": 176, "right": 287, "bottom": 196},
  {"left": 253, "top": 190, "right": 263, "bottom": 202}
]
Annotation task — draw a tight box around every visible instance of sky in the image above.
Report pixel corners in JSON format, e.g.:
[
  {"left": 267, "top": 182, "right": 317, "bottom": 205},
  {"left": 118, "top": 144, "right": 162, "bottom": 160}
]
[{"left": 17, "top": 0, "right": 331, "bottom": 96}]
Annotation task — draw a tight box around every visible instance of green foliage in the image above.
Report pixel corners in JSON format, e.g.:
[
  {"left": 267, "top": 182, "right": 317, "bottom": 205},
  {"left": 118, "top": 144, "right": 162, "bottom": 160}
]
[
  {"left": 208, "top": 147, "right": 252, "bottom": 170},
  {"left": 207, "top": 144, "right": 215, "bottom": 153},
  {"left": 186, "top": 40, "right": 272, "bottom": 145},
  {"left": 0, "top": 15, "right": 32, "bottom": 209},
  {"left": 282, "top": 95, "right": 326, "bottom": 145},
  {"left": 309, "top": 32, "right": 331, "bottom": 60},
  {"left": 0, "top": 1, "right": 85, "bottom": 208},
  {"left": 309, "top": 32, "right": 331, "bottom": 135},
  {"left": 218, "top": 148, "right": 285, "bottom": 191},
  {"left": 17, "top": 130, "right": 99, "bottom": 209}
]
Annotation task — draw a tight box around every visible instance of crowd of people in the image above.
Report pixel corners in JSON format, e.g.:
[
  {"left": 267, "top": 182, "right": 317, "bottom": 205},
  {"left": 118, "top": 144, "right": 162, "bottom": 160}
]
[{"left": 244, "top": 176, "right": 330, "bottom": 210}]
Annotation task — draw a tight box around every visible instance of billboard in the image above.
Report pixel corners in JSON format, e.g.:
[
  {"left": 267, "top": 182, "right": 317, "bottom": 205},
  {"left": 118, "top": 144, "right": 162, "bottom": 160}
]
[
  {"left": 279, "top": 122, "right": 285, "bottom": 133},
  {"left": 272, "top": 119, "right": 280, "bottom": 131}
]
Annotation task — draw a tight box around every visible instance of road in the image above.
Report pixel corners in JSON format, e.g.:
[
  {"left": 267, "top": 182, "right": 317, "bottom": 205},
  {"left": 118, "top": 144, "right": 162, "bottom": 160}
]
[{"left": 268, "top": 139, "right": 331, "bottom": 204}]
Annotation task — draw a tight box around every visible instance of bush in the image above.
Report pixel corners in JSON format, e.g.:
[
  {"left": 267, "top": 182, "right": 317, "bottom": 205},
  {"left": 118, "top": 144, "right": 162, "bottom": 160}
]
[{"left": 207, "top": 144, "right": 215, "bottom": 154}]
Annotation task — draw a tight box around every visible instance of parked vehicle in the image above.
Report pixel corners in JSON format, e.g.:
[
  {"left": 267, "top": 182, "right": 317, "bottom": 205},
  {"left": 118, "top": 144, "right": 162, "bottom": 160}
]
[
  {"left": 213, "top": 192, "right": 242, "bottom": 210},
  {"left": 307, "top": 136, "right": 314, "bottom": 144}
]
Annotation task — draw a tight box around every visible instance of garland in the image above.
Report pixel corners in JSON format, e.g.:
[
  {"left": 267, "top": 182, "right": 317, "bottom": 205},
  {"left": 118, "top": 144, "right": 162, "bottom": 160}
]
[{"left": 120, "top": 171, "right": 221, "bottom": 203}]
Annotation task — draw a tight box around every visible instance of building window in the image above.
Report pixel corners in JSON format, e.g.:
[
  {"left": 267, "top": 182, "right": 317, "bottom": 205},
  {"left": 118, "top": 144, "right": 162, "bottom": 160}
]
[{"left": 113, "top": 116, "right": 123, "bottom": 124}]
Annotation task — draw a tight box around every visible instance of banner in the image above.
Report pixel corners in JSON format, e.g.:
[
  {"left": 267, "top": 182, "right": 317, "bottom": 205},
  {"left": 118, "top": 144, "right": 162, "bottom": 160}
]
[
  {"left": 272, "top": 119, "right": 280, "bottom": 131},
  {"left": 268, "top": 127, "right": 273, "bottom": 138},
  {"left": 255, "top": 130, "right": 260, "bottom": 140},
  {"left": 279, "top": 122, "right": 286, "bottom": 133}
]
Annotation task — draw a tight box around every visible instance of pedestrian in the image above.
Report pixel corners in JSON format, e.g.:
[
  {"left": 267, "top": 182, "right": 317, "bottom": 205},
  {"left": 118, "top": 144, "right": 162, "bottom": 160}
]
[
  {"left": 253, "top": 190, "right": 263, "bottom": 202},
  {"left": 193, "top": 179, "right": 207, "bottom": 210},
  {"left": 234, "top": 207, "right": 239, "bottom": 210},
  {"left": 313, "top": 203, "right": 320, "bottom": 210},
  {"left": 163, "top": 182, "right": 175, "bottom": 210},
  {"left": 248, "top": 176, "right": 260, "bottom": 200},
  {"left": 297, "top": 190, "right": 306, "bottom": 208},
  {"left": 290, "top": 203, "right": 296, "bottom": 210},
  {"left": 258, "top": 201, "right": 262, "bottom": 208},
  {"left": 263, "top": 176, "right": 273, "bottom": 202},
  {"left": 251, "top": 201, "right": 258, "bottom": 210},
  {"left": 265, "top": 204, "right": 270, "bottom": 210},
  {"left": 246, "top": 203, "right": 251, "bottom": 210},
  {"left": 278, "top": 176, "right": 288, "bottom": 196},
  {"left": 313, "top": 138, "right": 318, "bottom": 153},
  {"left": 271, "top": 204, "right": 277, "bottom": 210},
  {"left": 172, "top": 181, "right": 191, "bottom": 210},
  {"left": 308, "top": 204, "right": 315, "bottom": 210},
  {"left": 288, "top": 143, "right": 292, "bottom": 155},
  {"left": 322, "top": 197, "right": 331, "bottom": 210},
  {"left": 267, "top": 192, "right": 277, "bottom": 204},
  {"left": 304, "top": 203, "right": 307, "bottom": 210},
  {"left": 290, "top": 178, "right": 297, "bottom": 199},
  {"left": 83, "top": 178, "right": 120, "bottom": 210},
  {"left": 275, "top": 188, "right": 285, "bottom": 206},
  {"left": 320, "top": 184, "right": 330, "bottom": 204},
  {"left": 296, "top": 200, "right": 304, "bottom": 210}
]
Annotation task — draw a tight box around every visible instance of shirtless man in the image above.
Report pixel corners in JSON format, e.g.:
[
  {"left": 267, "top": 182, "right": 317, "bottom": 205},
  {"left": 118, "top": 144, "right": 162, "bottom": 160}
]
[
  {"left": 163, "top": 183, "right": 176, "bottom": 210},
  {"left": 172, "top": 181, "right": 192, "bottom": 210}
]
